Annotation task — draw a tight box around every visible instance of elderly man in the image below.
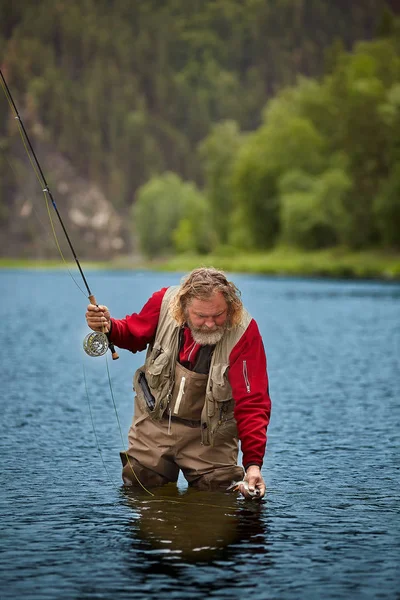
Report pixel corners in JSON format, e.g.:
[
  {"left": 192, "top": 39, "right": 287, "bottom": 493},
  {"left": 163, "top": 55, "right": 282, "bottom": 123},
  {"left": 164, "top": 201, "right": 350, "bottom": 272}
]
[{"left": 86, "top": 267, "right": 271, "bottom": 499}]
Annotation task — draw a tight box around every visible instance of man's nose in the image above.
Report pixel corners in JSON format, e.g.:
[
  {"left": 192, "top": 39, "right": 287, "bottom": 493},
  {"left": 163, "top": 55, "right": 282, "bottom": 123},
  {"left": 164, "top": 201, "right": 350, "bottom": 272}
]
[{"left": 204, "top": 319, "right": 216, "bottom": 329}]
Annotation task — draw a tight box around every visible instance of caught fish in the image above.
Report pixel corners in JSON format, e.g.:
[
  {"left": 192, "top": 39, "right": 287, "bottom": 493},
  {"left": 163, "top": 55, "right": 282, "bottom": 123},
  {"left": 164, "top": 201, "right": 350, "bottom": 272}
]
[{"left": 226, "top": 480, "right": 261, "bottom": 498}]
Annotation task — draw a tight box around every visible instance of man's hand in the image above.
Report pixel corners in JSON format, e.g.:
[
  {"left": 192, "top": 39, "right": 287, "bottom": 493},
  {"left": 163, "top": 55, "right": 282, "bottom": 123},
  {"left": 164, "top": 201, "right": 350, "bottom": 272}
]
[
  {"left": 86, "top": 304, "right": 111, "bottom": 333},
  {"left": 239, "top": 465, "right": 266, "bottom": 500}
]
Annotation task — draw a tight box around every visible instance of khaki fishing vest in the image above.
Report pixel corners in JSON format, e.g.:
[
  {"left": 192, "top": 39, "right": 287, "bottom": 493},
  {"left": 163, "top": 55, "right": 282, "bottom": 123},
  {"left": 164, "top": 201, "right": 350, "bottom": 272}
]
[{"left": 133, "top": 286, "right": 252, "bottom": 446}]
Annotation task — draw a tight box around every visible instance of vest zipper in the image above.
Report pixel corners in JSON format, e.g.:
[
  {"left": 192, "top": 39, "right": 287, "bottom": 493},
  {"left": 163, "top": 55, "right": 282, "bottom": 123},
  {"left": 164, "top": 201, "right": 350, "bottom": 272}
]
[{"left": 243, "top": 360, "right": 251, "bottom": 393}]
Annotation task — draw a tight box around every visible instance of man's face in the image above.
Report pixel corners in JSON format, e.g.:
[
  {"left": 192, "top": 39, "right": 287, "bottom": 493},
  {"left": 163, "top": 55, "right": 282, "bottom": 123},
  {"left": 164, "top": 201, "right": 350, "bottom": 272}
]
[{"left": 186, "top": 291, "right": 229, "bottom": 345}]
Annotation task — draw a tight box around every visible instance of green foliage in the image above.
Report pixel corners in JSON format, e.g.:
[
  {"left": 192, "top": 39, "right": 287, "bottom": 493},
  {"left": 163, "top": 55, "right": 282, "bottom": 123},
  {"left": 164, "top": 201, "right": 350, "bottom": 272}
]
[
  {"left": 172, "top": 219, "right": 194, "bottom": 254},
  {"left": 0, "top": 137, "right": 16, "bottom": 224},
  {"left": 133, "top": 172, "right": 213, "bottom": 257},
  {"left": 1, "top": 1, "right": 400, "bottom": 258},
  {"left": 279, "top": 168, "right": 352, "bottom": 249},
  {"left": 173, "top": 196, "right": 217, "bottom": 256},
  {"left": 374, "top": 163, "right": 400, "bottom": 248},
  {"left": 1, "top": 0, "right": 393, "bottom": 210},
  {"left": 227, "top": 203, "right": 255, "bottom": 251},
  {"left": 232, "top": 107, "right": 327, "bottom": 249},
  {"left": 379, "top": 83, "right": 400, "bottom": 165},
  {"left": 312, "top": 169, "right": 353, "bottom": 246},
  {"left": 232, "top": 132, "right": 280, "bottom": 249},
  {"left": 231, "top": 20, "right": 400, "bottom": 252},
  {"left": 198, "top": 120, "right": 243, "bottom": 244},
  {"left": 150, "top": 248, "right": 400, "bottom": 281},
  {"left": 321, "top": 39, "right": 400, "bottom": 247}
]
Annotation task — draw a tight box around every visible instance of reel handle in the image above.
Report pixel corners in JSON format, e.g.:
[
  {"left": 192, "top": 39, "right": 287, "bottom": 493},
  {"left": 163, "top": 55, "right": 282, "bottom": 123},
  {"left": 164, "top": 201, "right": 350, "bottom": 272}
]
[{"left": 88, "top": 294, "right": 119, "bottom": 360}]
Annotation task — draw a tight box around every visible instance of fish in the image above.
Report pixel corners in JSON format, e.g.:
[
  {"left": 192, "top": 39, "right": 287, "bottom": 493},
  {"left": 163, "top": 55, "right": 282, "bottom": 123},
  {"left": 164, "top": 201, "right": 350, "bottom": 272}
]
[{"left": 226, "top": 480, "right": 261, "bottom": 498}]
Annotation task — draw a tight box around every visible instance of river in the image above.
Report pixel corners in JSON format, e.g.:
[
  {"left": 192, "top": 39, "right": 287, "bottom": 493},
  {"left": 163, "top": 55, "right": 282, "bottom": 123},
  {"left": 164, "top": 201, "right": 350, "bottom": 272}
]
[{"left": 1, "top": 269, "right": 399, "bottom": 599}]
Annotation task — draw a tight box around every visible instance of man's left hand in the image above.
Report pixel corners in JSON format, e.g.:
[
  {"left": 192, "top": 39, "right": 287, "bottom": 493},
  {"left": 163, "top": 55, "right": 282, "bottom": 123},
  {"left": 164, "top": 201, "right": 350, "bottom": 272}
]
[{"left": 240, "top": 465, "right": 266, "bottom": 499}]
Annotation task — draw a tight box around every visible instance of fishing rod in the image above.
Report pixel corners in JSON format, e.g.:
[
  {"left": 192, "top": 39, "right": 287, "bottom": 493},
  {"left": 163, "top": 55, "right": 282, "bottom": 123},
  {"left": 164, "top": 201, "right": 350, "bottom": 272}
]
[
  {"left": 0, "top": 70, "right": 165, "bottom": 497},
  {"left": 0, "top": 68, "right": 118, "bottom": 360}
]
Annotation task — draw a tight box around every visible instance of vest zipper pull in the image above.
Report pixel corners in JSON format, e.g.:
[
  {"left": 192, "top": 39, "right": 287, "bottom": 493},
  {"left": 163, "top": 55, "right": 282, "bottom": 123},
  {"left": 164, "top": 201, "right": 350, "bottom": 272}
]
[
  {"left": 243, "top": 360, "right": 251, "bottom": 393},
  {"left": 174, "top": 376, "right": 186, "bottom": 415}
]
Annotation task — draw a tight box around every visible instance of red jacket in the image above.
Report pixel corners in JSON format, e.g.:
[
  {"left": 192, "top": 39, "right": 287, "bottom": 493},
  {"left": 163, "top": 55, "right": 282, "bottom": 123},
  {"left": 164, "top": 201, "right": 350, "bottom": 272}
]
[{"left": 110, "top": 288, "right": 271, "bottom": 469}]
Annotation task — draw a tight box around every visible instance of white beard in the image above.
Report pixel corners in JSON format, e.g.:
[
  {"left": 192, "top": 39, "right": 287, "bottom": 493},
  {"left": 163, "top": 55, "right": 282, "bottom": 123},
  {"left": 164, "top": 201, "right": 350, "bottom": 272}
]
[
  {"left": 190, "top": 327, "right": 226, "bottom": 346},
  {"left": 187, "top": 315, "right": 229, "bottom": 346}
]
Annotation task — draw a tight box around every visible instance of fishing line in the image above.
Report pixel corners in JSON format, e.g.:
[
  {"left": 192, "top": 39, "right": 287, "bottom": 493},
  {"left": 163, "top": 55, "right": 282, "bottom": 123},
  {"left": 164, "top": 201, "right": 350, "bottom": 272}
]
[
  {"left": 84, "top": 361, "right": 153, "bottom": 496},
  {"left": 83, "top": 363, "right": 118, "bottom": 488},
  {"left": 104, "top": 354, "right": 154, "bottom": 495}
]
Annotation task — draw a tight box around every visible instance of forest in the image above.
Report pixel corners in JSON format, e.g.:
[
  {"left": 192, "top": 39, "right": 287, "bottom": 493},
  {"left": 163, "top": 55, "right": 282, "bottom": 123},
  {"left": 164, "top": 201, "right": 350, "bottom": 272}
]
[{"left": 0, "top": 1, "right": 399, "bottom": 272}]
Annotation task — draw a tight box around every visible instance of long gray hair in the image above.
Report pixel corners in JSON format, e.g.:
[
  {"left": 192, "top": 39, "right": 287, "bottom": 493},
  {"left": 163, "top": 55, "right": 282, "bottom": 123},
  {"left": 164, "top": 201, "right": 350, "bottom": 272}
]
[{"left": 169, "top": 267, "right": 243, "bottom": 327}]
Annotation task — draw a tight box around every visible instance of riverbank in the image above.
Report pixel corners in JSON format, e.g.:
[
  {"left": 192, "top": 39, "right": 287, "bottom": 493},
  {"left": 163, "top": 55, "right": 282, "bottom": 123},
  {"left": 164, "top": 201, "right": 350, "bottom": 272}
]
[
  {"left": 1, "top": 248, "right": 400, "bottom": 280},
  {"left": 145, "top": 249, "right": 400, "bottom": 280}
]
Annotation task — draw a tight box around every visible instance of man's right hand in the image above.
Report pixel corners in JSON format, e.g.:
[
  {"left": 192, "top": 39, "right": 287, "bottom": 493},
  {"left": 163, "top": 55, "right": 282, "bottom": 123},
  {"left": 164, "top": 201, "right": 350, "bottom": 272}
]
[{"left": 86, "top": 304, "right": 111, "bottom": 333}]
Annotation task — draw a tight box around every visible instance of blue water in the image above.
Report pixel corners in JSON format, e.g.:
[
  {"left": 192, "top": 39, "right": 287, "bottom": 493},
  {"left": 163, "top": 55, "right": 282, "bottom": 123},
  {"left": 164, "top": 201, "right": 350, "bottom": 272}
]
[{"left": 1, "top": 269, "right": 399, "bottom": 599}]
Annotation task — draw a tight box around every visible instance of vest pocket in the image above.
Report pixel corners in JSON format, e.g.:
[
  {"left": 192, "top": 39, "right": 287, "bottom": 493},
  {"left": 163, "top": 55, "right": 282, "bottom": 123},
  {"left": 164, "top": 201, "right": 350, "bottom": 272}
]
[
  {"left": 208, "top": 364, "right": 237, "bottom": 443},
  {"left": 134, "top": 368, "right": 153, "bottom": 415},
  {"left": 146, "top": 345, "right": 170, "bottom": 388},
  {"left": 210, "top": 364, "right": 231, "bottom": 401},
  {"left": 211, "top": 395, "right": 237, "bottom": 444},
  {"left": 169, "top": 362, "right": 207, "bottom": 420},
  {"left": 138, "top": 371, "right": 156, "bottom": 411},
  {"left": 213, "top": 415, "right": 238, "bottom": 443}
]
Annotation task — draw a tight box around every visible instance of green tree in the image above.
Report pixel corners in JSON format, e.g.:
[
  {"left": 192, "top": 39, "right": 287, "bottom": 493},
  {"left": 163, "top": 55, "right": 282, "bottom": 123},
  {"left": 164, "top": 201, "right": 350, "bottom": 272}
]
[
  {"left": 374, "top": 163, "right": 400, "bottom": 248},
  {"left": 232, "top": 30, "right": 400, "bottom": 251},
  {"left": 1, "top": 0, "right": 399, "bottom": 258},
  {"left": 379, "top": 83, "right": 400, "bottom": 166},
  {"left": 133, "top": 172, "right": 213, "bottom": 257},
  {"left": 279, "top": 168, "right": 352, "bottom": 249},
  {"left": 324, "top": 39, "right": 400, "bottom": 247},
  {"left": 232, "top": 111, "right": 326, "bottom": 249},
  {"left": 0, "top": 138, "right": 16, "bottom": 225},
  {"left": 198, "top": 120, "right": 244, "bottom": 245}
]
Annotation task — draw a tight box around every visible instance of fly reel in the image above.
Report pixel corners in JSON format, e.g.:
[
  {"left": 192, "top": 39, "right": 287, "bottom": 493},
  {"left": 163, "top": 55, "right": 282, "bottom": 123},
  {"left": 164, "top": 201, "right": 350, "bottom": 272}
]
[
  {"left": 83, "top": 331, "right": 110, "bottom": 357},
  {"left": 83, "top": 295, "right": 119, "bottom": 360}
]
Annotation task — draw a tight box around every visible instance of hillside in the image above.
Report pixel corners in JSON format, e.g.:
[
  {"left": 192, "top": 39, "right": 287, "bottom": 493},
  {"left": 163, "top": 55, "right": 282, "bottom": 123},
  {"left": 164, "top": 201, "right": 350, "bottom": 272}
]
[{"left": 0, "top": 0, "right": 398, "bottom": 260}]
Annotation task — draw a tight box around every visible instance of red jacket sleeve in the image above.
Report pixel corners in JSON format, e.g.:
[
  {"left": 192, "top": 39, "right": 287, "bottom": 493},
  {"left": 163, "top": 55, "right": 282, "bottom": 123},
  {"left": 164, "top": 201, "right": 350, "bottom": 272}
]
[
  {"left": 109, "top": 288, "right": 168, "bottom": 352},
  {"left": 228, "top": 319, "right": 271, "bottom": 470}
]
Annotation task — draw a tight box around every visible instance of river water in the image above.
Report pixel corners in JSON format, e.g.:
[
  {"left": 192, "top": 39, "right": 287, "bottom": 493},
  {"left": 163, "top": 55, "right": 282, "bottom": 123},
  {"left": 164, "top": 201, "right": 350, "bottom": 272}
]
[{"left": 1, "top": 269, "right": 399, "bottom": 600}]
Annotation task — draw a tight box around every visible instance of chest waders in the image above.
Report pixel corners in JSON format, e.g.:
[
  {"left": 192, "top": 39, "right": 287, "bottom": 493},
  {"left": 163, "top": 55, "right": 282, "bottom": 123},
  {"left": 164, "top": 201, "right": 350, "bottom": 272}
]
[{"left": 121, "top": 286, "right": 251, "bottom": 489}]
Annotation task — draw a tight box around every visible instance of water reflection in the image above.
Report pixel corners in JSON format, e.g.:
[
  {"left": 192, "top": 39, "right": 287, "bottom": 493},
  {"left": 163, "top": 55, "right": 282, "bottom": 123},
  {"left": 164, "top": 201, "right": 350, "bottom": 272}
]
[{"left": 120, "top": 484, "right": 269, "bottom": 564}]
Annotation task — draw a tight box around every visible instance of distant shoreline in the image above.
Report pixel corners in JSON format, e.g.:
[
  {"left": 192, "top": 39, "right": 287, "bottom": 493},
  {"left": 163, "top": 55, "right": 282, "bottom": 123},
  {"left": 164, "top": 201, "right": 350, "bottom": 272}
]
[{"left": 1, "top": 249, "right": 399, "bottom": 281}]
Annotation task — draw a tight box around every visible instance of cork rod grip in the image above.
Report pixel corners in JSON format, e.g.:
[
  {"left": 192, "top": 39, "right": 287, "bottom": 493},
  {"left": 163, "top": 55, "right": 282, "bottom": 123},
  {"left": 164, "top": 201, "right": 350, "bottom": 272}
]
[{"left": 110, "top": 348, "right": 120, "bottom": 360}]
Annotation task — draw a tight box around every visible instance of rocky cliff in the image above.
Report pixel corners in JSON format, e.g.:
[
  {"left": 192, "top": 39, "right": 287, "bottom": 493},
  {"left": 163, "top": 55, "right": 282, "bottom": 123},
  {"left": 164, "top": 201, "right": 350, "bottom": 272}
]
[{"left": 1, "top": 136, "right": 129, "bottom": 261}]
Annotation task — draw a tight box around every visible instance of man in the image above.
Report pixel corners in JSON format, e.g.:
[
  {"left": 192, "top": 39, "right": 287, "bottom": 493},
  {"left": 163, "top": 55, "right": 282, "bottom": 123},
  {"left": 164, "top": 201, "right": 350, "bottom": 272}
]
[{"left": 86, "top": 267, "right": 271, "bottom": 499}]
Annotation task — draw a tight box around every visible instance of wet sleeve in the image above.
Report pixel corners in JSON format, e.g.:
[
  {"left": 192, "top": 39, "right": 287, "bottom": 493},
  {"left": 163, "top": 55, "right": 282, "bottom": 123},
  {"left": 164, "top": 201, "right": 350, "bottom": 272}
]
[
  {"left": 108, "top": 288, "right": 168, "bottom": 352},
  {"left": 228, "top": 319, "right": 271, "bottom": 470}
]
